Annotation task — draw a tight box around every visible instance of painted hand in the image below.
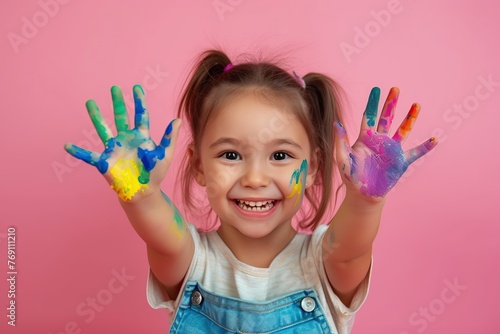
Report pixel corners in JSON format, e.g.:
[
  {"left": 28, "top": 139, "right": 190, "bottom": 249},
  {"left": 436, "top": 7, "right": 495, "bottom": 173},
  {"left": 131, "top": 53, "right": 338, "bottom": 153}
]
[
  {"left": 64, "top": 85, "right": 181, "bottom": 202},
  {"left": 334, "top": 87, "right": 437, "bottom": 199}
]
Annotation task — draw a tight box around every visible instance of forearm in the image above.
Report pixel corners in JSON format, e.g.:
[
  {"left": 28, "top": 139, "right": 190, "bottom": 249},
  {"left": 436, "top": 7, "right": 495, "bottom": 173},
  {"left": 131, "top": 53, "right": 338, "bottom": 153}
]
[
  {"left": 324, "top": 191, "right": 385, "bottom": 264},
  {"left": 119, "top": 189, "right": 188, "bottom": 254}
]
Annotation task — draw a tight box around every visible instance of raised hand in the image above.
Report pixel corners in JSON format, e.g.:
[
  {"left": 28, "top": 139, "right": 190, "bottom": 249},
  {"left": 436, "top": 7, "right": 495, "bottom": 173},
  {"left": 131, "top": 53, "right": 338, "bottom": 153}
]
[
  {"left": 334, "top": 87, "right": 437, "bottom": 199},
  {"left": 64, "top": 85, "right": 180, "bottom": 202}
]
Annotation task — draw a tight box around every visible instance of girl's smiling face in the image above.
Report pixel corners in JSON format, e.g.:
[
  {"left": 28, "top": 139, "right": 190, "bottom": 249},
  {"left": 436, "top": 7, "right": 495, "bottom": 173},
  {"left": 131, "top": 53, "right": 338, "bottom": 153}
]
[{"left": 194, "top": 91, "right": 317, "bottom": 241}]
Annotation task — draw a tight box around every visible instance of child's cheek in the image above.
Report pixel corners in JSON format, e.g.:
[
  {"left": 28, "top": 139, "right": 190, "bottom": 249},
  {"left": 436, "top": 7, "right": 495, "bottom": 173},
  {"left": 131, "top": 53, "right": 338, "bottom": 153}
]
[{"left": 285, "top": 159, "right": 309, "bottom": 206}]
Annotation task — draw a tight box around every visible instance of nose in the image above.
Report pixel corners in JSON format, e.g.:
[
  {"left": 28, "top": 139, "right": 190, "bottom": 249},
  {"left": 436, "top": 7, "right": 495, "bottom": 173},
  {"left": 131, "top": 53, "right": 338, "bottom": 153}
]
[{"left": 240, "top": 162, "right": 271, "bottom": 189}]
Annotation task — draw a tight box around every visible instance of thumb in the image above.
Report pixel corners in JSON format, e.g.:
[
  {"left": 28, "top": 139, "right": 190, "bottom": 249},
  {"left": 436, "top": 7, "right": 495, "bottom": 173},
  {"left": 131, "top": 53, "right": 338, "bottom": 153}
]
[
  {"left": 160, "top": 118, "right": 182, "bottom": 161},
  {"left": 333, "top": 122, "right": 352, "bottom": 176}
]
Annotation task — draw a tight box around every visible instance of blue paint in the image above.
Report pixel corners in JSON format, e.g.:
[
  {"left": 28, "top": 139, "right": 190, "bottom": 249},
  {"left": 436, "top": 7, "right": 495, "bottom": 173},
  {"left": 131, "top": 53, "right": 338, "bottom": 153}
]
[
  {"left": 348, "top": 153, "right": 357, "bottom": 177},
  {"left": 103, "top": 138, "right": 116, "bottom": 154},
  {"left": 334, "top": 122, "right": 347, "bottom": 138},
  {"left": 160, "top": 119, "right": 175, "bottom": 148},
  {"left": 137, "top": 146, "right": 165, "bottom": 171},
  {"left": 95, "top": 159, "right": 109, "bottom": 174},
  {"left": 67, "top": 144, "right": 109, "bottom": 174},
  {"left": 166, "top": 120, "right": 173, "bottom": 135},
  {"left": 289, "top": 159, "right": 308, "bottom": 185},
  {"left": 133, "top": 87, "right": 148, "bottom": 127},
  {"left": 70, "top": 145, "right": 94, "bottom": 164},
  {"left": 358, "top": 133, "right": 409, "bottom": 197}
]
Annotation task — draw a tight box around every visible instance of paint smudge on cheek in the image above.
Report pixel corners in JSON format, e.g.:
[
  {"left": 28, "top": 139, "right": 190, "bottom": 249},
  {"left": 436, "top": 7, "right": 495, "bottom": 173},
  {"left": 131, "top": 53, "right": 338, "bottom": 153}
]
[
  {"left": 286, "top": 159, "right": 309, "bottom": 205},
  {"left": 109, "top": 158, "right": 149, "bottom": 201}
]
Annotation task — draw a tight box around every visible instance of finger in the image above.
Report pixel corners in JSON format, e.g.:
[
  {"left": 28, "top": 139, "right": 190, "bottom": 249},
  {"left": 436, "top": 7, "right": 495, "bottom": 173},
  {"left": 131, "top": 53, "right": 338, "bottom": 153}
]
[
  {"left": 361, "top": 87, "right": 381, "bottom": 132},
  {"left": 111, "top": 86, "right": 129, "bottom": 132},
  {"left": 133, "top": 85, "right": 150, "bottom": 131},
  {"left": 376, "top": 87, "right": 399, "bottom": 134},
  {"left": 86, "top": 100, "right": 113, "bottom": 144},
  {"left": 134, "top": 119, "right": 182, "bottom": 176},
  {"left": 160, "top": 118, "right": 180, "bottom": 149},
  {"left": 405, "top": 137, "right": 438, "bottom": 165},
  {"left": 64, "top": 143, "right": 101, "bottom": 166},
  {"left": 333, "top": 122, "right": 354, "bottom": 177},
  {"left": 392, "top": 103, "right": 420, "bottom": 143},
  {"left": 163, "top": 118, "right": 182, "bottom": 160}
]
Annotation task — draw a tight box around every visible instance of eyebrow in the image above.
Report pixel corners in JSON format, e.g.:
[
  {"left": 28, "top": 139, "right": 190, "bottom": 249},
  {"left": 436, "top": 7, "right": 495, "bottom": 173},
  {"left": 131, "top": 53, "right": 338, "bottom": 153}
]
[
  {"left": 208, "top": 137, "right": 303, "bottom": 150},
  {"left": 209, "top": 137, "right": 241, "bottom": 149}
]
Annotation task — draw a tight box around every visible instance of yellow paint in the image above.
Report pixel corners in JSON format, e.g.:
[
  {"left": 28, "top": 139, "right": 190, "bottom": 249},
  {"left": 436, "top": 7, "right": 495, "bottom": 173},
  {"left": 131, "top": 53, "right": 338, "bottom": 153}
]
[
  {"left": 286, "top": 159, "right": 308, "bottom": 206},
  {"left": 286, "top": 182, "right": 303, "bottom": 205},
  {"left": 109, "top": 158, "right": 149, "bottom": 201}
]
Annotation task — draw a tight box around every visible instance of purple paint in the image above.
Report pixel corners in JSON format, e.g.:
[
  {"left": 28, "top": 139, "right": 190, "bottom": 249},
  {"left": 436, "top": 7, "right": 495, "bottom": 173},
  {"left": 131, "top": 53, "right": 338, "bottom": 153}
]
[{"left": 358, "top": 133, "right": 408, "bottom": 197}]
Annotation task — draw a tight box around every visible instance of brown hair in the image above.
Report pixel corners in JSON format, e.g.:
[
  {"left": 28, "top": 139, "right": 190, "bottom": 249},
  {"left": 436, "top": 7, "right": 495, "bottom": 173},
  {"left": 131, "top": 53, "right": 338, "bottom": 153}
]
[{"left": 177, "top": 49, "right": 345, "bottom": 230}]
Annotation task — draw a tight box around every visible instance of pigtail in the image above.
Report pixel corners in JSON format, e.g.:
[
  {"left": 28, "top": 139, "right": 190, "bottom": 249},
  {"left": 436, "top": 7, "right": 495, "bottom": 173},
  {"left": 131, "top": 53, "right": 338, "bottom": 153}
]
[
  {"left": 302, "top": 73, "right": 346, "bottom": 229},
  {"left": 177, "top": 50, "right": 231, "bottom": 227},
  {"left": 178, "top": 50, "right": 231, "bottom": 134}
]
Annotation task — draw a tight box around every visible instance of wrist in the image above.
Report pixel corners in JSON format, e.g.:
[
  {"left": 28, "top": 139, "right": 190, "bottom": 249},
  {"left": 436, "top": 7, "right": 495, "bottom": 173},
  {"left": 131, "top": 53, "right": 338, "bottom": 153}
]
[
  {"left": 343, "top": 190, "right": 386, "bottom": 214},
  {"left": 118, "top": 187, "right": 164, "bottom": 208}
]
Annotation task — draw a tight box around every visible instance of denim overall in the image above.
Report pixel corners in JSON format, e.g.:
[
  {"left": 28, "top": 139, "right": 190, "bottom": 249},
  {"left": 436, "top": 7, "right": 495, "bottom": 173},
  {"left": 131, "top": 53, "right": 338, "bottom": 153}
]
[{"left": 169, "top": 281, "right": 333, "bottom": 333}]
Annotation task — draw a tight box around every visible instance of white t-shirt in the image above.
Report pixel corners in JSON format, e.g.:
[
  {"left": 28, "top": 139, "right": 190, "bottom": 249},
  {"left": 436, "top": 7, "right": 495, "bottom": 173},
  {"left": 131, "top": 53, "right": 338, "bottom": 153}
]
[{"left": 147, "top": 223, "right": 372, "bottom": 334}]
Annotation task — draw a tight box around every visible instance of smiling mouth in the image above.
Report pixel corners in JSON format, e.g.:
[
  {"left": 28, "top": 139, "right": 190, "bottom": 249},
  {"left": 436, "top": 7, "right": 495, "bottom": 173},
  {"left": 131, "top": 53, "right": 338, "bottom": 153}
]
[{"left": 235, "top": 200, "right": 277, "bottom": 212}]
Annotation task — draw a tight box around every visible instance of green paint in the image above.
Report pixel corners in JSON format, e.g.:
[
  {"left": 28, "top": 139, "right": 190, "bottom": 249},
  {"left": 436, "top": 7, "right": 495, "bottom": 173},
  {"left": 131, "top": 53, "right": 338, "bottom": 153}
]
[
  {"left": 111, "top": 86, "right": 129, "bottom": 132},
  {"left": 173, "top": 206, "right": 184, "bottom": 233},
  {"left": 365, "top": 87, "right": 380, "bottom": 127},
  {"left": 161, "top": 191, "right": 186, "bottom": 236},
  {"left": 133, "top": 84, "right": 145, "bottom": 95},
  {"left": 86, "top": 100, "right": 110, "bottom": 143},
  {"left": 137, "top": 164, "right": 150, "bottom": 184}
]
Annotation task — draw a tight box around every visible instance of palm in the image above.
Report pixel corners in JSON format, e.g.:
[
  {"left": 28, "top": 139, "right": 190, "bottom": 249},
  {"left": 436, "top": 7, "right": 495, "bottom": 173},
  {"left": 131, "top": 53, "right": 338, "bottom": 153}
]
[
  {"left": 65, "top": 85, "right": 178, "bottom": 202},
  {"left": 335, "top": 87, "right": 437, "bottom": 199}
]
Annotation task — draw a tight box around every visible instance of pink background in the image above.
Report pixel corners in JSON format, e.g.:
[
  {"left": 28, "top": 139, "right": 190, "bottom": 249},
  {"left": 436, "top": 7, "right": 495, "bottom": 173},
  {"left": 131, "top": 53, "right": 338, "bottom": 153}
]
[{"left": 1, "top": 0, "right": 498, "bottom": 333}]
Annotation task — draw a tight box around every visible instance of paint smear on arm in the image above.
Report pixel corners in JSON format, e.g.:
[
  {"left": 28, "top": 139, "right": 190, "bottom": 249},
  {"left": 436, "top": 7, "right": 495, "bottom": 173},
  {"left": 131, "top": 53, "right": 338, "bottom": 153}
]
[{"left": 162, "top": 192, "right": 188, "bottom": 240}]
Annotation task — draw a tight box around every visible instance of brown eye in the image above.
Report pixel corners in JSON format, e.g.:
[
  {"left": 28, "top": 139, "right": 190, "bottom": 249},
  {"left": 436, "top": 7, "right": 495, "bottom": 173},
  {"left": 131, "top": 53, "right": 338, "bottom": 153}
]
[
  {"left": 272, "top": 152, "right": 289, "bottom": 161},
  {"left": 221, "top": 151, "right": 240, "bottom": 160}
]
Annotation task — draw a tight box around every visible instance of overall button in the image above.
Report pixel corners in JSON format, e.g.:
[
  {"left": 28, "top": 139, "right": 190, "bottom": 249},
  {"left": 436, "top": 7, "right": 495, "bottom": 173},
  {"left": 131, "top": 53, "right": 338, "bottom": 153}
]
[
  {"left": 191, "top": 291, "right": 203, "bottom": 306},
  {"left": 301, "top": 297, "right": 316, "bottom": 312}
]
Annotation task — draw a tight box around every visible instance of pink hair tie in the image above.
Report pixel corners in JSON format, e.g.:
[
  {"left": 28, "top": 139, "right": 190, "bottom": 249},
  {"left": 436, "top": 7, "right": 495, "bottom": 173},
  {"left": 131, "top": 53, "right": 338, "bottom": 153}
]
[
  {"left": 224, "top": 64, "right": 234, "bottom": 72},
  {"left": 293, "top": 71, "right": 306, "bottom": 89}
]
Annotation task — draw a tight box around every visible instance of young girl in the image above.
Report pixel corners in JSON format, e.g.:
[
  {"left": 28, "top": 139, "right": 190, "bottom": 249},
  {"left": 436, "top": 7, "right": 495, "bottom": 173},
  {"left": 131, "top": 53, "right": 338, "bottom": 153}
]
[{"left": 65, "top": 50, "right": 437, "bottom": 333}]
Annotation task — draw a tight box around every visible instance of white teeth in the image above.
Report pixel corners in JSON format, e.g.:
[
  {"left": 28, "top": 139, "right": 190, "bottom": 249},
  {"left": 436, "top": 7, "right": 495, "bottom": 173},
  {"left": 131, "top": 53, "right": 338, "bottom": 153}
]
[
  {"left": 236, "top": 200, "right": 275, "bottom": 212},
  {"left": 242, "top": 200, "right": 270, "bottom": 207}
]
